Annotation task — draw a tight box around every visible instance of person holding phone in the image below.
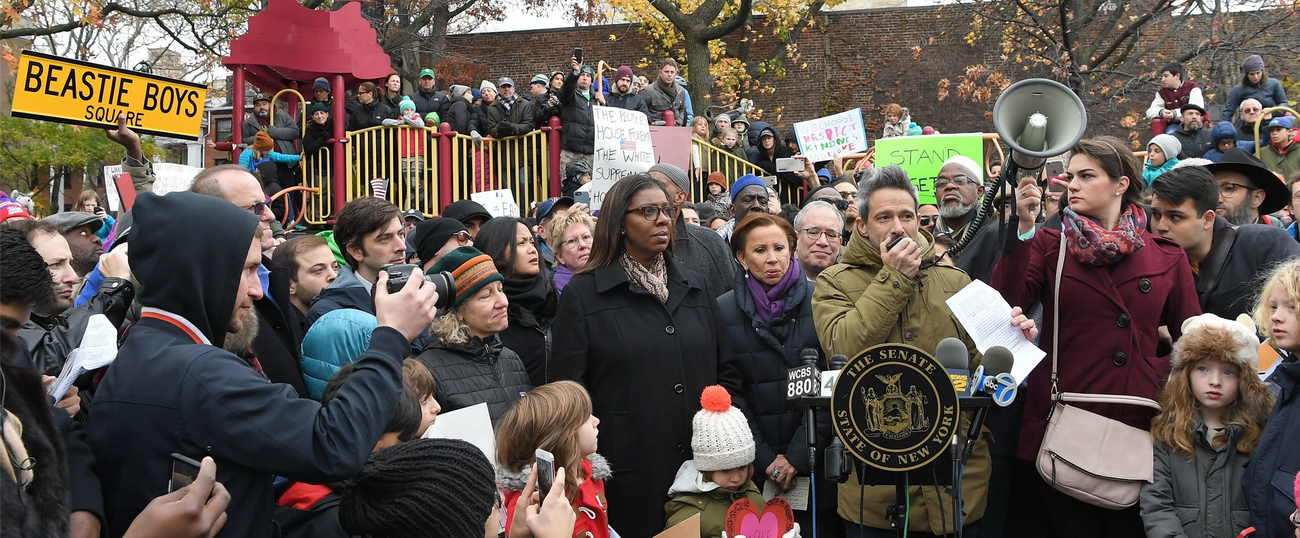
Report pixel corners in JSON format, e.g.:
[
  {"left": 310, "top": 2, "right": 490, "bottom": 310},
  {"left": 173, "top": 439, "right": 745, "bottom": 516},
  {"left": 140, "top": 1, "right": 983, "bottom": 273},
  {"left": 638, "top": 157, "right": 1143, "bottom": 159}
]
[
  {"left": 79, "top": 191, "right": 116, "bottom": 242},
  {"left": 89, "top": 192, "right": 441, "bottom": 538}
]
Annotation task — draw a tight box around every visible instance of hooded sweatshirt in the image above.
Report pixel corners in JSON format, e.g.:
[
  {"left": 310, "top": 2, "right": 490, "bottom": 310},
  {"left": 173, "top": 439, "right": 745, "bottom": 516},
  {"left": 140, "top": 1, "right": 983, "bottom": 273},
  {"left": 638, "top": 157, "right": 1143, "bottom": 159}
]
[
  {"left": 1204, "top": 121, "right": 1239, "bottom": 162},
  {"left": 89, "top": 192, "right": 412, "bottom": 538},
  {"left": 664, "top": 460, "right": 766, "bottom": 538}
]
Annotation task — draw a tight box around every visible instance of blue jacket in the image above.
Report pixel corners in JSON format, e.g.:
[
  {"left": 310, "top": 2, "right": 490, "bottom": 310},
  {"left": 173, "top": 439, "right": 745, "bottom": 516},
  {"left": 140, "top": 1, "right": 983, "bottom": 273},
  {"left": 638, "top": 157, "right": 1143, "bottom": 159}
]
[
  {"left": 305, "top": 265, "right": 429, "bottom": 352},
  {"left": 1143, "top": 157, "right": 1180, "bottom": 183},
  {"left": 1244, "top": 358, "right": 1300, "bottom": 538},
  {"left": 1221, "top": 77, "right": 1290, "bottom": 122},
  {"left": 1203, "top": 121, "right": 1239, "bottom": 162},
  {"left": 300, "top": 310, "right": 378, "bottom": 400}
]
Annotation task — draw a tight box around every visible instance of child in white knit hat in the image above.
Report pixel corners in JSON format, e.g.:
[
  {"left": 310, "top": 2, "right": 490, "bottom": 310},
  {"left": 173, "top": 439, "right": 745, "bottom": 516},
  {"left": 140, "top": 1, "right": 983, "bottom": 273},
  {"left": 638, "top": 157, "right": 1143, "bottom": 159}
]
[{"left": 664, "top": 385, "right": 772, "bottom": 538}]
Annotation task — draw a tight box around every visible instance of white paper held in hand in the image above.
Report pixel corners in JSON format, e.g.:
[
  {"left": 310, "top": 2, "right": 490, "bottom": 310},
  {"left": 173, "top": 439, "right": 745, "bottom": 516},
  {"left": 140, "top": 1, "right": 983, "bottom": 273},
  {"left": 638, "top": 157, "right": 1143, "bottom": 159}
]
[
  {"left": 421, "top": 402, "right": 496, "bottom": 464},
  {"left": 47, "top": 314, "right": 119, "bottom": 400},
  {"left": 945, "top": 280, "right": 1046, "bottom": 382}
]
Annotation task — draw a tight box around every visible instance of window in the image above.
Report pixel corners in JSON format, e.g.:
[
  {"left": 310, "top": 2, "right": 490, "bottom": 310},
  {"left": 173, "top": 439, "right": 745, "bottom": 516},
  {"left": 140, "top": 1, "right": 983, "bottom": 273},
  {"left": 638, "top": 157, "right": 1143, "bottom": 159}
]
[{"left": 215, "top": 117, "right": 233, "bottom": 144}]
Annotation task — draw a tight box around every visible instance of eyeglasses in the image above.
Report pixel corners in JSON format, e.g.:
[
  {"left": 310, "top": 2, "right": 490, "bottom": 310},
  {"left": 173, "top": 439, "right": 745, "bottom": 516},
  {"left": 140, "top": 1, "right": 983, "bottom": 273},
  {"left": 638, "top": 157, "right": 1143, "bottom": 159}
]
[
  {"left": 934, "top": 176, "right": 978, "bottom": 190},
  {"left": 920, "top": 216, "right": 936, "bottom": 226},
  {"left": 626, "top": 205, "right": 678, "bottom": 221},
  {"left": 1241, "top": 107, "right": 1262, "bottom": 114},
  {"left": 827, "top": 198, "right": 851, "bottom": 212},
  {"left": 561, "top": 233, "right": 594, "bottom": 249},
  {"left": 1219, "top": 182, "right": 1257, "bottom": 196},
  {"left": 242, "top": 201, "right": 269, "bottom": 215},
  {"left": 799, "top": 227, "right": 841, "bottom": 241},
  {"left": 451, "top": 230, "right": 471, "bottom": 245}
]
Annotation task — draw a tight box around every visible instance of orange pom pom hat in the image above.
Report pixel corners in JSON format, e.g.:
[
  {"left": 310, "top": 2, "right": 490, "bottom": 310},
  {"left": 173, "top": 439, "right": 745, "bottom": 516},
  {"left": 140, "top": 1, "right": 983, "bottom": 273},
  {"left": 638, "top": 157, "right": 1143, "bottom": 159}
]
[{"left": 691, "top": 385, "right": 754, "bottom": 472}]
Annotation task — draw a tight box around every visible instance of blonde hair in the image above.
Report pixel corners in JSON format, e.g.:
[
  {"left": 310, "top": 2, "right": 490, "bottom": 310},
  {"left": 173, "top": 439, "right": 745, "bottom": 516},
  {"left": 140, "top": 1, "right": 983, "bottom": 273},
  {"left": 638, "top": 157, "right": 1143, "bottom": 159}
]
[
  {"left": 495, "top": 381, "right": 594, "bottom": 500},
  {"left": 78, "top": 190, "right": 101, "bottom": 209},
  {"left": 1254, "top": 257, "right": 1300, "bottom": 350},
  {"left": 543, "top": 208, "right": 595, "bottom": 257},
  {"left": 431, "top": 310, "right": 471, "bottom": 345}
]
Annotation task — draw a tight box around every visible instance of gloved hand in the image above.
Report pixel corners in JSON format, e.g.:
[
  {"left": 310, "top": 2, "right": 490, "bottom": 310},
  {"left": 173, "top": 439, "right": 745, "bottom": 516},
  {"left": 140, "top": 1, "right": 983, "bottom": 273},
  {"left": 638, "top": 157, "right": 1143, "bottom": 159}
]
[
  {"left": 495, "top": 124, "right": 513, "bottom": 138},
  {"left": 471, "top": 130, "right": 483, "bottom": 145},
  {"left": 381, "top": 118, "right": 402, "bottom": 127}
]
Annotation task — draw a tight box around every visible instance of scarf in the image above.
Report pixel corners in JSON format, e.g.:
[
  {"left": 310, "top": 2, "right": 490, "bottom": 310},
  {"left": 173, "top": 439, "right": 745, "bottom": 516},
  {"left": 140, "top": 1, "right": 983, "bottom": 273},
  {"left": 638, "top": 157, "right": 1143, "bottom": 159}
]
[
  {"left": 500, "top": 94, "right": 518, "bottom": 111},
  {"left": 502, "top": 275, "right": 557, "bottom": 327},
  {"left": 745, "top": 261, "right": 802, "bottom": 326},
  {"left": 619, "top": 251, "right": 668, "bottom": 303},
  {"left": 1061, "top": 203, "right": 1146, "bottom": 265}
]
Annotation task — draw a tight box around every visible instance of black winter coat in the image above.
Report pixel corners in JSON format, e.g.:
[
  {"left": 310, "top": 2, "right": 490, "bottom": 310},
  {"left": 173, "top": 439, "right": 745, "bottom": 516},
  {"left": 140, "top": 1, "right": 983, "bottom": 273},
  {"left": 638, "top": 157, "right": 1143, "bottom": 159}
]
[
  {"left": 1245, "top": 357, "right": 1300, "bottom": 538},
  {"left": 415, "top": 334, "right": 531, "bottom": 424},
  {"left": 716, "top": 274, "right": 824, "bottom": 477},
  {"left": 499, "top": 276, "right": 557, "bottom": 387},
  {"left": 409, "top": 89, "right": 450, "bottom": 119},
  {"left": 1, "top": 330, "right": 72, "bottom": 538},
  {"left": 470, "top": 98, "right": 537, "bottom": 138},
  {"left": 445, "top": 96, "right": 474, "bottom": 135},
  {"left": 19, "top": 276, "right": 133, "bottom": 376},
  {"left": 251, "top": 256, "right": 308, "bottom": 398},
  {"left": 559, "top": 72, "right": 596, "bottom": 154},
  {"left": 606, "top": 90, "right": 650, "bottom": 118},
  {"left": 346, "top": 99, "right": 394, "bottom": 131},
  {"left": 550, "top": 255, "right": 744, "bottom": 538},
  {"left": 532, "top": 91, "right": 561, "bottom": 127}
]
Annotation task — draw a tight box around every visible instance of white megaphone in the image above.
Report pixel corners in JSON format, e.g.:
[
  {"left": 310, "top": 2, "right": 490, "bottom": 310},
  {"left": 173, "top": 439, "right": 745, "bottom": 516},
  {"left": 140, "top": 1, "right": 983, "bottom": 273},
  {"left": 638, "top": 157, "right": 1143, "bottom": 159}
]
[{"left": 992, "top": 79, "right": 1088, "bottom": 171}]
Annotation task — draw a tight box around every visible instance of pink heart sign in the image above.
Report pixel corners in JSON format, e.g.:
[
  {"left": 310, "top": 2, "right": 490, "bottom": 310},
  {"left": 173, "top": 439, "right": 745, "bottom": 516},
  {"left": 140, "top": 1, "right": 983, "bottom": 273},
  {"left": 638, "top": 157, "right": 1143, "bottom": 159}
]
[{"left": 725, "top": 497, "right": 794, "bottom": 538}]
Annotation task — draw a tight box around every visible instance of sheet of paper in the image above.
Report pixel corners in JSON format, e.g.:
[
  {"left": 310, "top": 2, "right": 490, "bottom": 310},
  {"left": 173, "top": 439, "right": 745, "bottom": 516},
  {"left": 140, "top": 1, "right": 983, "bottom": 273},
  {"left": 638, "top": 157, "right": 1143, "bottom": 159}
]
[
  {"left": 761, "top": 477, "right": 810, "bottom": 511},
  {"left": 422, "top": 402, "right": 496, "bottom": 464},
  {"left": 653, "top": 514, "right": 699, "bottom": 538},
  {"left": 945, "top": 280, "right": 1046, "bottom": 382},
  {"left": 48, "top": 314, "right": 119, "bottom": 400}
]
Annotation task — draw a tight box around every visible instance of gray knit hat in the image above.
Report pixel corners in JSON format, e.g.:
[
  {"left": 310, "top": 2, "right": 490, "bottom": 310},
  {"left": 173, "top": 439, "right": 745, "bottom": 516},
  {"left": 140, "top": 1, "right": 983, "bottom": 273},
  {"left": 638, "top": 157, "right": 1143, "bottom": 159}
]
[
  {"left": 691, "top": 385, "right": 755, "bottom": 472},
  {"left": 1242, "top": 54, "right": 1265, "bottom": 73},
  {"left": 479, "top": 80, "right": 496, "bottom": 93},
  {"left": 449, "top": 84, "right": 470, "bottom": 99},
  {"left": 649, "top": 163, "right": 690, "bottom": 195},
  {"left": 1148, "top": 134, "right": 1182, "bottom": 161}
]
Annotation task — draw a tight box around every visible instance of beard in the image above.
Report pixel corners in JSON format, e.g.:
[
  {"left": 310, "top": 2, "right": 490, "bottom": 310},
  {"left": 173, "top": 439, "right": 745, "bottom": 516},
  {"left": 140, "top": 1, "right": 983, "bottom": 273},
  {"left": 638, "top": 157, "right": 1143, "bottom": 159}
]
[
  {"left": 70, "top": 248, "right": 99, "bottom": 277},
  {"left": 939, "top": 199, "right": 978, "bottom": 220},
  {"left": 224, "top": 308, "right": 260, "bottom": 353},
  {"left": 1223, "top": 200, "right": 1256, "bottom": 226}
]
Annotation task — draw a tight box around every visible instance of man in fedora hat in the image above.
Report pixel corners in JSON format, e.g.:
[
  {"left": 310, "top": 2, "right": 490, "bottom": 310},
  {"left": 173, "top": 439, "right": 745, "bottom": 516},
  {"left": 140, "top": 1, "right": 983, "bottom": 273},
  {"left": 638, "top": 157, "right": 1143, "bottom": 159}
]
[
  {"left": 1171, "top": 103, "right": 1214, "bottom": 159},
  {"left": 1206, "top": 147, "right": 1290, "bottom": 227}
]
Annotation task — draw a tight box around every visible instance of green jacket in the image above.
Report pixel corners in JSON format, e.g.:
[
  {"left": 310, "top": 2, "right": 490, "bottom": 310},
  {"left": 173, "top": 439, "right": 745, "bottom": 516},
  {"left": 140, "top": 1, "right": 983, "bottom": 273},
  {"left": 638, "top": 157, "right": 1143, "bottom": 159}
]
[
  {"left": 812, "top": 229, "right": 991, "bottom": 533},
  {"left": 1259, "top": 142, "right": 1300, "bottom": 182},
  {"left": 664, "top": 478, "right": 765, "bottom": 538}
]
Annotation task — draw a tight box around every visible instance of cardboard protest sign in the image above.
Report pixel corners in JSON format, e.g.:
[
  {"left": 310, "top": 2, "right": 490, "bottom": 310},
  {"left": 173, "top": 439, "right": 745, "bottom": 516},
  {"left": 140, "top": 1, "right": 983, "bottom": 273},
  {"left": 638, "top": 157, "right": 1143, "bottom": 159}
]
[
  {"left": 470, "top": 189, "right": 521, "bottom": 218},
  {"left": 793, "top": 108, "right": 869, "bottom": 162},
  {"left": 151, "top": 163, "right": 203, "bottom": 196},
  {"left": 873, "top": 133, "right": 984, "bottom": 205},
  {"left": 12, "top": 50, "right": 208, "bottom": 140},
  {"left": 592, "top": 105, "right": 654, "bottom": 210}
]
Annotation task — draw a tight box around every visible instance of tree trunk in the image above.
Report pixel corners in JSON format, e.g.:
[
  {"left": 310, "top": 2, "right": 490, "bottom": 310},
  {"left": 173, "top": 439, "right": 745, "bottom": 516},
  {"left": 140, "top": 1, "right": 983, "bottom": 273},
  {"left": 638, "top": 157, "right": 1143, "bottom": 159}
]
[{"left": 684, "top": 36, "right": 712, "bottom": 120}]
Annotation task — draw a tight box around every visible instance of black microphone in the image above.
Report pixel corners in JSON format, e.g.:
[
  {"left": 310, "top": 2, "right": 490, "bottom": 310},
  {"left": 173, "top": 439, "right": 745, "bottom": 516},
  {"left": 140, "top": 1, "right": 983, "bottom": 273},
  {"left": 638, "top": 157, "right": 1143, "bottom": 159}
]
[
  {"left": 935, "top": 337, "right": 970, "bottom": 395},
  {"left": 801, "top": 348, "right": 820, "bottom": 367},
  {"left": 788, "top": 349, "right": 823, "bottom": 400},
  {"left": 972, "top": 346, "right": 1018, "bottom": 407},
  {"left": 828, "top": 354, "right": 848, "bottom": 371}
]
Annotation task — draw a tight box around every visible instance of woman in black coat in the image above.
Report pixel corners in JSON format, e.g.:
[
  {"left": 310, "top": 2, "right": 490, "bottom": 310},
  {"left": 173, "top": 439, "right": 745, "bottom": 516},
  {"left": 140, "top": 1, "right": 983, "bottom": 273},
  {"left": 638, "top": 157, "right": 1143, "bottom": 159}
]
[
  {"left": 551, "top": 174, "right": 744, "bottom": 538},
  {"left": 715, "top": 212, "right": 836, "bottom": 535},
  {"left": 415, "top": 246, "right": 531, "bottom": 424},
  {"left": 474, "top": 217, "right": 557, "bottom": 387},
  {"left": 444, "top": 85, "right": 474, "bottom": 135}
]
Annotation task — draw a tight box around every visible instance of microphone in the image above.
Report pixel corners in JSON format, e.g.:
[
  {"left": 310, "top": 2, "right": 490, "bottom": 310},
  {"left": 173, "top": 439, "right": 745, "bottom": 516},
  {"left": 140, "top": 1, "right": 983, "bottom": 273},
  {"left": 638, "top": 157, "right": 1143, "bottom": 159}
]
[
  {"left": 935, "top": 338, "right": 970, "bottom": 395},
  {"left": 787, "top": 349, "right": 822, "bottom": 400},
  {"left": 971, "top": 346, "right": 1019, "bottom": 407},
  {"left": 828, "top": 354, "right": 848, "bottom": 371},
  {"left": 801, "top": 348, "right": 820, "bottom": 367}
]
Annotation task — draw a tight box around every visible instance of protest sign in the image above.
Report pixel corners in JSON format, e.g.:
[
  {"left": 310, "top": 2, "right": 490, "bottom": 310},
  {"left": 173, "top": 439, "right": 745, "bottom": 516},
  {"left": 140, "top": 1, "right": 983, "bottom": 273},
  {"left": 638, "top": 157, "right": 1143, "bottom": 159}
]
[
  {"left": 151, "top": 163, "right": 203, "bottom": 196},
  {"left": 470, "top": 189, "right": 521, "bottom": 218},
  {"left": 422, "top": 402, "right": 496, "bottom": 464},
  {"left": 873, "top": 133, "right": 984, "bottom": 205},
  {"left": 592, "top": 105, "right": 655, "bottom": 210},
  {"left": 12, "top": 50, "right": 208, "bottom": 140},
  {"left": 650, "top": 125, "right": 692, "bottom": 172},
  {"left": 793, "top": 108, "right": 869, "bottom": 162},
  {"left": 102, "top": 165, "right": 122, "bottom": 212}
]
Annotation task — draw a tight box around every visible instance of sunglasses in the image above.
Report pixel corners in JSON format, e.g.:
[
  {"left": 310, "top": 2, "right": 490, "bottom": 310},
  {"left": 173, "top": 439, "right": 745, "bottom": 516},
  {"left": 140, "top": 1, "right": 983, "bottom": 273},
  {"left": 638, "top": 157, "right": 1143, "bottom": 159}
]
[
  {"left": 920, "top": 215, "right": 936, "bottom": 226},
  {"left": 242, "top": 201, "right": 269, "bottom": 215}
]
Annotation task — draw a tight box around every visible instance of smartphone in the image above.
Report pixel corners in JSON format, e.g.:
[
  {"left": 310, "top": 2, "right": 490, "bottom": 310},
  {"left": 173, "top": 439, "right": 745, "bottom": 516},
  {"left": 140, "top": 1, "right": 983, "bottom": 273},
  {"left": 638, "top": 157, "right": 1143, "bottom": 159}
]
[
  {"left": 775, "top": 157, "right": 803, "bottom": 173},
  {"left": 535, "top": 448, "right": 556, "bottom": 505},
  {"left": 93, "top": 205, "right": 104, "bottom": 214},
  {"left": 573, "top": 48, "right": 583, "bottom": 63},
  {"left": 1043, "top": 159, "right": 1065, "bottom": 179},
  {"left": 169, "top": 453, "right": 202, "bottom": 493},
  {"left": 761, "top": 175, "right": 778, "bottom": 187},
  {"left": 573, "top": 190, "right": 590, "bottom": 205}
]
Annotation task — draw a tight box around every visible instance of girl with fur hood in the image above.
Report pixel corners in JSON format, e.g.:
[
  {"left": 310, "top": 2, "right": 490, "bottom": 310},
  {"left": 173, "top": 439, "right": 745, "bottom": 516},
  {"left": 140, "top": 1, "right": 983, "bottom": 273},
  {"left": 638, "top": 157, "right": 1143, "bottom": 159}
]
[
  {"left": 496, "top": 381, "right": 612, "bottom": 538},
  {"left": 1140, "top": 313, "right": 1274, "bottom": 538}
]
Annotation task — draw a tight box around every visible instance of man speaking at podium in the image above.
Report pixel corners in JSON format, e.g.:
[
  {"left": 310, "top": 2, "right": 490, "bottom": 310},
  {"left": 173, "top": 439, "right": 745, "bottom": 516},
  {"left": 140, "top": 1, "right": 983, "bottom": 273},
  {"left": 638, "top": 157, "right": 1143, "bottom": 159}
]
[{"left": 812, "top": 165, "right": 1037, "bottom": 537}]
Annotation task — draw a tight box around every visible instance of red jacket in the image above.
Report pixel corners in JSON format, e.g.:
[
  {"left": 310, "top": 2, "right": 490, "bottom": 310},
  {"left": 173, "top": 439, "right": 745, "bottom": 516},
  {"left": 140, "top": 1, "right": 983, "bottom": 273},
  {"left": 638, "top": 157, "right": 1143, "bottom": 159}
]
[
  {"left": 991, "top": 227, "right": 1201, "bottom": 461},
  {"left": 502, "top": 455, "right": 612, "bottom": 538}
]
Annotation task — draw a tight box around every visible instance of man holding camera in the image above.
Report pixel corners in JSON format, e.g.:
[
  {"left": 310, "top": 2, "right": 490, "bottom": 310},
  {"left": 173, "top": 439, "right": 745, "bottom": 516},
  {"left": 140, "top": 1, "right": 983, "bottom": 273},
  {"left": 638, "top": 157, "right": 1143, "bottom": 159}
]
[
  {"left": 306, "top": 197, "right": 409, "bottom": 330},
  {"left": 89, "top": 191, "right": 439, "bottom": 538}
]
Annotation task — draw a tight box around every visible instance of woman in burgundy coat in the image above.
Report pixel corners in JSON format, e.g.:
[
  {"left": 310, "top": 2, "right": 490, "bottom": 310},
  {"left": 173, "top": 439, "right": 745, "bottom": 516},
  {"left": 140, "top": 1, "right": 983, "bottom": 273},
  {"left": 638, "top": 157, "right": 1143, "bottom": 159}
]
[{"left": 992, "top": 136, "right": 1201, "bottom": 538}]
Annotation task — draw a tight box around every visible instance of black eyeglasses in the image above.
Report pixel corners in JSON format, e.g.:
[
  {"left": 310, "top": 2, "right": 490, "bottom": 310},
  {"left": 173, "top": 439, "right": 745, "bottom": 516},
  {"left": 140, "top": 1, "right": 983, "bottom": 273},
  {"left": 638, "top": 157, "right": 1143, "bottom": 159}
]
[
  {"left": 626, "top": 205, "right": 679, "bottom": 221},
  {"left": 828, "top": 199, "right": 851, "bottom": 211},
  {"left": 242, "top": 201, "right": 269, "bottom": 215},
  {"left": 1219, "top": 182, "right": 1257, "bottom": 196}
]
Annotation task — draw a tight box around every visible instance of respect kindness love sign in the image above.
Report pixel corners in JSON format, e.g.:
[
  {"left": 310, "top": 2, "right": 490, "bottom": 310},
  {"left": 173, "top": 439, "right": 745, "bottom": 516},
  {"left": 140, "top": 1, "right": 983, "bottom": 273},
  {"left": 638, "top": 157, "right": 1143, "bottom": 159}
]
[{"left": 793, "top": 108, "right": 869, "bottom": 162}]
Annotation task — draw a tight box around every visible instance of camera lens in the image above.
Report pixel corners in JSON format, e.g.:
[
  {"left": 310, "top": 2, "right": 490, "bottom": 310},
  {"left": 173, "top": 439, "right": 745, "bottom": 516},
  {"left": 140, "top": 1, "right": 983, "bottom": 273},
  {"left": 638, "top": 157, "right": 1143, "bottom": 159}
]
[{"left": 423, "top": 271, "right": 457, "bottom": 310}]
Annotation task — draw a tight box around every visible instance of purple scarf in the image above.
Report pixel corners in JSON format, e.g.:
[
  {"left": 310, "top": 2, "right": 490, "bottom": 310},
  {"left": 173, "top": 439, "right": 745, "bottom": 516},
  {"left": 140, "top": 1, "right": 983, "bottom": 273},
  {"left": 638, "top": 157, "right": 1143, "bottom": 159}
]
[
  {"left": 553, "top": 264, "right": 574, "bottom": 292},
  {"left": 745, "top": 261, "right": 803, "bottom": 326}
]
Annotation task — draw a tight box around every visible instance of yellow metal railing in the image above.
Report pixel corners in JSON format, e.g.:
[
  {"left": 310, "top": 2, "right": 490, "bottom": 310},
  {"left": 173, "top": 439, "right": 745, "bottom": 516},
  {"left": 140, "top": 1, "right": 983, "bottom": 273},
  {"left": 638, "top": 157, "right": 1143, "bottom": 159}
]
[
  {"left": 446, "top": 130, "right": 551, "bottom": 213},
  {"left": 688, "top": 138, "right": 791, "bottom": 204},
  {"left": 301, "top": 145, "right": 333, "bottom": 225},
  {"left": 1252, "top": 106, "right": 1300, "bottom": 159},
  {"left": 344, "top": 125, "right": 440, "bottom": 215}
]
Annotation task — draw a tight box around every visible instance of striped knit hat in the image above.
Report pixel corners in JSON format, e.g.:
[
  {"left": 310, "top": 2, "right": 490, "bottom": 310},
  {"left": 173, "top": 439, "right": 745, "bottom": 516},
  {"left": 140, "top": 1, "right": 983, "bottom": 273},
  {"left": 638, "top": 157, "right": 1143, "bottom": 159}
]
[{"left": 429, "top": 246, "right": 503, "bottom": 306}]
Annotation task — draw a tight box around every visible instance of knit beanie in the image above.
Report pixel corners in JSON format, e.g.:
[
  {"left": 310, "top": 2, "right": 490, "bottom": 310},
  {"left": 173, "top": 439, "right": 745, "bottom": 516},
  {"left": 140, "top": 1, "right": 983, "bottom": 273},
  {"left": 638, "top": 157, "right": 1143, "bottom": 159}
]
[
  {"left": 1242, "top": 54, "right": 1265, "bottom": 73},
  {"left": 425, "top": 111, "right": 440, "bottom": 126},
  {"left": 731, "top": 174, "right": 766, "bottom": 202},
  {"left": 313, "top": 77, "right": 331, "bottom": 93},
  {"left": 941, "top": 154, "right": 982, "bottom": 182},
  {"left": 429, "top": 246, "right": 503, "bottom": 306},
  {"left": 412, "top": 218, "right": 469, "bottom": 268},
  {"left": 649, "top": 163, "right": 690, "bottom": 194},
  {"left": 907, "top": 124, "right": 923, "bottom": 136},
  {"left": 1148, "top": 134, "right": 1182, "bottom": 161},
  {"left": 399, "top": 96, "right": 416, "bottom": 114},
  {"left": 449, "top": 84, "right": 470, "bottom": 99},
  {"left": 310, "top": 102, "right": 329, "bottom": 116},
  {"left": 614, "top": 65, "right": 635, "bottom": 83},
  {"left": 706, "top": 172, "right": 727, "bottom": 188},
  {"left": 339, "top": 438, "right": 497, "bottom": 538},
  {"left": 691, "top": 386, "right": 755, "bottom": 472},
  {"left": 0, "top": 193, "right": 32, "bottom": 222},
  {"left": 253, "top": 130, "right": 274, "bottom": 153},
  {"left": 480, "top": 80, "right": 496, "bottom": 93}
]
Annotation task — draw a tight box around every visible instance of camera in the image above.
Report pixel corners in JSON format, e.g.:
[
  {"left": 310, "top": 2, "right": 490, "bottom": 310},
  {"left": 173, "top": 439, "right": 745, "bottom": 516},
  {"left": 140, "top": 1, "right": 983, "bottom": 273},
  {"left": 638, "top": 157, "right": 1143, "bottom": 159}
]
[{"left": 379, "top": 264, "right": 456, "bottom": 310}]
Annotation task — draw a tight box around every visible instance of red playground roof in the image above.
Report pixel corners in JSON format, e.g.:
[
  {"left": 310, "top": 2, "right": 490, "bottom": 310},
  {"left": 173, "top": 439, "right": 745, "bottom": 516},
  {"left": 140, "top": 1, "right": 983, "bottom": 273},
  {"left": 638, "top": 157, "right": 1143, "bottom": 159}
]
[{"left": 223, "top": 0, "right": 393, "bottom": 91}]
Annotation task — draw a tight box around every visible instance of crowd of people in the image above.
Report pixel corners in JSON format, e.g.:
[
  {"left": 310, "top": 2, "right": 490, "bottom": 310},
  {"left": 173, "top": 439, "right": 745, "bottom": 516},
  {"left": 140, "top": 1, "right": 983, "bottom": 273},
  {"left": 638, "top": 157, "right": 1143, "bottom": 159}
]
[{"left": 4, "top": 50, "right": 1300, "bottom": 538}]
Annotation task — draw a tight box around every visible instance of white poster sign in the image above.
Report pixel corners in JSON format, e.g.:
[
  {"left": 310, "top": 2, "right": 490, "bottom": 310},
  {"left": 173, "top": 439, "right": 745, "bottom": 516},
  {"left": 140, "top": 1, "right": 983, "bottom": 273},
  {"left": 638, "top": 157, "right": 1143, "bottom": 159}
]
[
  {"left": 793, "top": 108, "right": 869, "bottom": 162},
  {"left": 102, "top": 165, "right": 122, "bottom": 212},
  {"left": 591, "top": 105, "right": 655, "bottom": 210},
  {"left": 150, "top": 162, "right": 203, "bottom": 196},
  {"left": 470, "top": 189, "right": 520, "bottom": 218}
]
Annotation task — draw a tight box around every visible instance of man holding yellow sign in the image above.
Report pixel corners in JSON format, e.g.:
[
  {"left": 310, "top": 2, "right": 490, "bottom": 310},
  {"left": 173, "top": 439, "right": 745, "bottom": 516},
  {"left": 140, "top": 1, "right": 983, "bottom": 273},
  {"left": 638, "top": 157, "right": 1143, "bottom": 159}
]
[{"left": 11, "top": 50, "right": 208, "bottom": 140}]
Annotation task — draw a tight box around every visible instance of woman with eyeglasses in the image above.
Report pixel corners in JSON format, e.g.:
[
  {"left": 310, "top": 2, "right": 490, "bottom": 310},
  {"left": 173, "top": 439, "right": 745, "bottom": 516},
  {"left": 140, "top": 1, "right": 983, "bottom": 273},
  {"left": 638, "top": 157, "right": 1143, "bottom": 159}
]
[
  {"left": 551, "top": 174, "right": 743, "bottom": 537},
  {"left": 991, "top": 136, "right": 1201, "bottom": 538},
  {"left": 474, "top": 216, "right": 558, "bottom": 388},
  {"left": 544, "top": 208, "right": 595, "bottom": 293},
  {"left": 714, "top": 212, "right": 837, "bottom": 536}
]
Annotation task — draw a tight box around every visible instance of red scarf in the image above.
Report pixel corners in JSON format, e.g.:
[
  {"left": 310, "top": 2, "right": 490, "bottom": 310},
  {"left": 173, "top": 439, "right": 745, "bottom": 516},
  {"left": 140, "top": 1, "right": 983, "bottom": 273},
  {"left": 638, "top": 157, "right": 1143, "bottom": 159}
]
[{"left": 1061, "top": 204, "right": 1147, "bottom": 266}]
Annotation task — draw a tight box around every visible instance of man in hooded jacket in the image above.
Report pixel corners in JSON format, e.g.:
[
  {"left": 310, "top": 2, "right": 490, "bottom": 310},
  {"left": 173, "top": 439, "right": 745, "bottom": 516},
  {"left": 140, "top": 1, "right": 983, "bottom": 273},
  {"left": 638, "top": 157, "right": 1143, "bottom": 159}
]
[{"left": 88, "top": 192, "right": 439, "bottom": 538}]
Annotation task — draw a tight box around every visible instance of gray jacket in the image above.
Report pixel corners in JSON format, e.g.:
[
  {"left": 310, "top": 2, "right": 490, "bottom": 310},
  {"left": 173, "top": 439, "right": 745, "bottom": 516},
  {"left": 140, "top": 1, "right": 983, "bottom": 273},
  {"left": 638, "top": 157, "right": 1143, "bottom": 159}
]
[
  {"left": 1139, "top": 419, "right": 1254, "bottom": 538},
  {"left": 242, "top": 110, "right": 301, "bottom": 155},
  {"left": 673, "top": 219, "right": 735, "bottom": 300},
  {"left": 640, "top": 80, "right": 687, "bottom": 126}
]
